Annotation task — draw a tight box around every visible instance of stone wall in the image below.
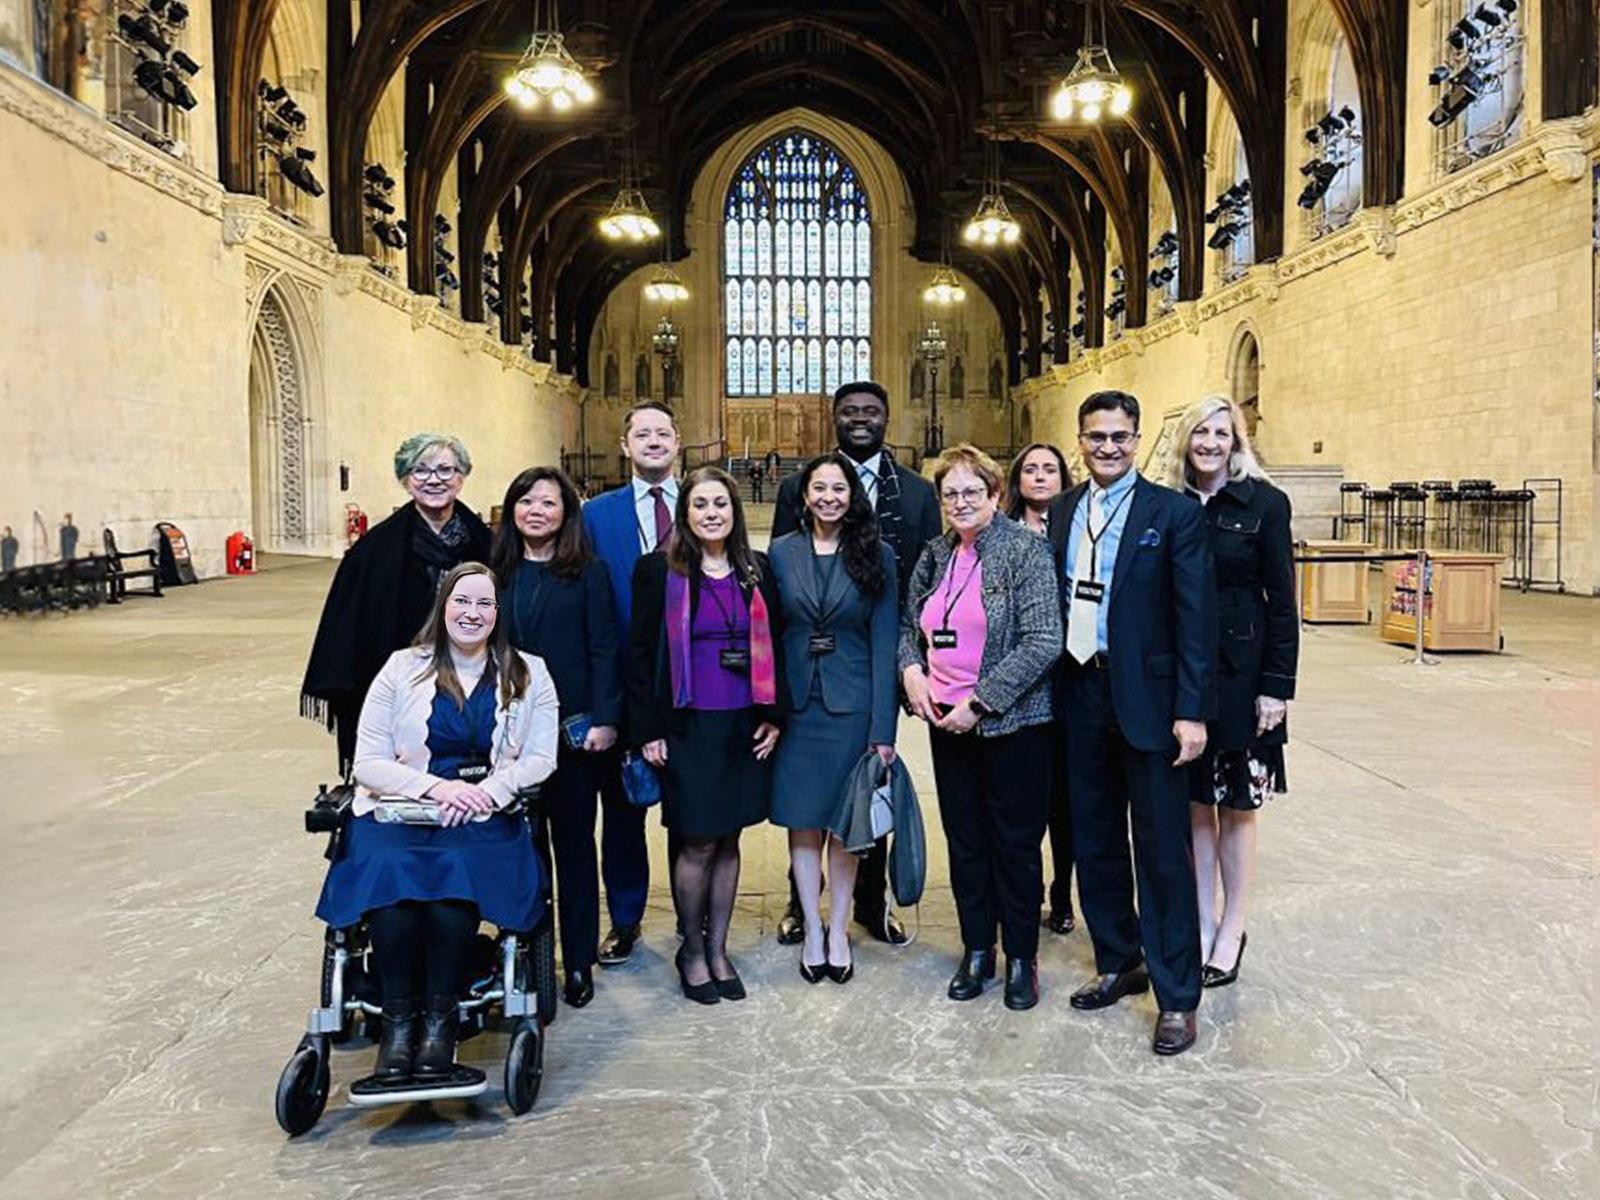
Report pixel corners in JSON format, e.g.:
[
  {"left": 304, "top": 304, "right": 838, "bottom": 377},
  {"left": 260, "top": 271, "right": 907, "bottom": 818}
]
[{"left": 0, "top": 63, "right": 576, "bottom": 577}]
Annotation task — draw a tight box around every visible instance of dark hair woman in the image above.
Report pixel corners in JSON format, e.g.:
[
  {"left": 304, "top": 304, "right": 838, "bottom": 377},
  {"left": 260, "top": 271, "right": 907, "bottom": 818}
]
[
  {"left": 316, "top": 562, "right": 558, "bottom": 1092},
  {"left": 768, "top": 454, "right": 898, "bottom": 984},
  {"left": 490, "top": 468, "right": 621, "bottom": 1010},
  {"left": 626, "top": 466, "right": 784, "bottom": 1004},
  {"left": 1004, "top": 443, "right": 1072, "bottom": 534}
]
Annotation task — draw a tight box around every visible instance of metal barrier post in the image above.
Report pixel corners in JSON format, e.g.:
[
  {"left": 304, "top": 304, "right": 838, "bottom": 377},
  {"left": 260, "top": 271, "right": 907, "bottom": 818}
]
[{"left": 1411, "top": 547, "right": 1437, "bottom": 667}]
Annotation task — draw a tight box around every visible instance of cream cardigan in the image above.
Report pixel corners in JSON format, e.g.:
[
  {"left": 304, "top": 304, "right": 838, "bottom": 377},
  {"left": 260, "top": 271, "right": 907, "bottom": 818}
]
[{"left": 350, "top": 647, "right": 560, "bottom": 817}]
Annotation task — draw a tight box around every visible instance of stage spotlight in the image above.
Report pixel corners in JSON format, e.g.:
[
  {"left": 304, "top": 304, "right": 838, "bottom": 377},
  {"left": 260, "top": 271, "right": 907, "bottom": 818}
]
[
  {"left": 1317, "top": 112, "right": 1345, "bottom": 136},
  {"left": 1428, "top": 69, "right": 1484, "bottom": 126},
  {"left": 1473, "top": 4, "right": 1502, "bottom": 29},
  {"left": 1337, "top": 105, "right": 1357, "bottom": 124},
  {"left": 119, "top": 13, "right": 170, "bottom": 56},
  {"left": 1447, "top": 18, "right": 1480, "bottom": 50},
  {"left": 279, "top": 153, "right": 324, "bottom": 196},
  {"left": 363, "top": 164, "right": 388, "bottom": 185},
  {"left": 170, "top": 50, "right": 199, "bottom": 76},
  {"left": 1428, "top": 64, "right": 1451, "bottom": 85}
]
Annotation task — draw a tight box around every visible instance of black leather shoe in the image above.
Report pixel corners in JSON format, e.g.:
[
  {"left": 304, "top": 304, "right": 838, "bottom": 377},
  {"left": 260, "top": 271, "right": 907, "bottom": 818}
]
[
  {"left": 373, "top": 1002, "right": 419, "bottom": 1082},
  {"left": 675, "top": 947, "right": 720, "bottom": 1005},
  {"left": 597, "top": 924, "right": 640, "bottom": 967},
  {"left": 413, "top": 998, "right": 460, "bottom": 1079},
  {"left": 709, "top": 962, "right": 747, "bottom": 1002},
  {"left": 857, "top": 909, "right": 909, "bottom": 946},
  {"left": 1069, "top": 966, "right": 1151, "bottom": 1010},
  {"left": 947, "top": 947, "right": 997, "bottom": 1001},
  {"left": 777, "top": 901, "right": 805, "bottom": 946},
  {"left": 825, "top": 936, "right": 854, "bottom": 985},
  {"left": 1153, "top": 1010, "right": 1198, "bottom": 1056},
  {"left": 1043, "top": 906, "right": 1076, "bottom": 935},
  {"left": 1003, "top": 958, "right": 1039, "bottom": 1011},
  {"left": 1201, "top": 931, "right": 1248, "bottom": 989},
  {"left": 563, "top": 966, "right": 595, "bottom": 1008}
]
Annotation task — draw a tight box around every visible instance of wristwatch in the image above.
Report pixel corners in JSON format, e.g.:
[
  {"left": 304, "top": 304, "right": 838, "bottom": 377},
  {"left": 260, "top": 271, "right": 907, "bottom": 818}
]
[{"left": 968, "top": 696, "right": 994, "bottom": 717}]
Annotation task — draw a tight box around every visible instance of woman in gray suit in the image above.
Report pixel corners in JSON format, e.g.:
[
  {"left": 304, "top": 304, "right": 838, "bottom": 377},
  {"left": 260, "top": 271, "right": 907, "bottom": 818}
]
[{"left": 769, "top": 454, "right": 899, "bottom": 985}]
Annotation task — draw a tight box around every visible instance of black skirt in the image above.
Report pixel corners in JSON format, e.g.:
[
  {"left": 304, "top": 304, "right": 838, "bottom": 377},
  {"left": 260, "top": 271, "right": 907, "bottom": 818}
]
[
  {"left": 1189, "top": 745, "right": 1287, "bottom": 811},
  {"left": 662, "top": 708, "right": 772, "bottom": 838}
]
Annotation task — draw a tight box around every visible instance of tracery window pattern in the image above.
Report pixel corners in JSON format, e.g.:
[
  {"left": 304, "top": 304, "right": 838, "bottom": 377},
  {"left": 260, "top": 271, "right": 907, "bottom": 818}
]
[{"left": 723, "top": 132, "right": 872, "bottom": 396}]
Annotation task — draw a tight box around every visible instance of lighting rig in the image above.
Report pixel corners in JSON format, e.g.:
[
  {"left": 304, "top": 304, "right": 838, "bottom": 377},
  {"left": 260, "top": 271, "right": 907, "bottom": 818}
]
[
  {"left": 433, "top": 215, "right": 459, "bottom": 300},
  {"left": 117, "top": 1, "right": 200, "bottom": 114},
  {"left": 1104, "top": 266, "right": 1127, "bottom": 326},
  {"left": 1427, "top": 0, "right": 1521, "bottom": 131},
  {"left": 258, "top": 80, "right": 322, "bottom": 197},
  {"left": 1147, "top": 229, "right": 1179, "bottom": 298},
  {"left": 362, "top": 163, "right": 407, "bottom": 252},
  {"left": 1070, "top": 292, "right": 1087, "bottom": 345},
  {"left": 1297, "top": 106, "right": 1361, "bottom": 212},
  {"left": 1205, "top": 181, "right": 1252, "bottom": 252}
]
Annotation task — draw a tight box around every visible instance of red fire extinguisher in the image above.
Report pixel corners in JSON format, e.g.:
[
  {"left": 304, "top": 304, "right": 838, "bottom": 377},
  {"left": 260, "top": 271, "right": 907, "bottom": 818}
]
[
  {"left": 345, "top": 503, "right": 369, "bottom": 547},
  {"left": 225, "top": 531, "right": 256, "bottom": 575}
]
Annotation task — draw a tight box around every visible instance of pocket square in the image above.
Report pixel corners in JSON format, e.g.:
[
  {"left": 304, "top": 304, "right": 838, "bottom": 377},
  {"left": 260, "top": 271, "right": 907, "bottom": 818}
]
[{"left": 1138, "top": 527, "right": 1161, "bottom": 548}]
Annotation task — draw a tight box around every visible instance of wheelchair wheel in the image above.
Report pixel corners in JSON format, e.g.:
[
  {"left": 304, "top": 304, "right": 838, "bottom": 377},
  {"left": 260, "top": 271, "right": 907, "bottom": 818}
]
[
  {"left": 532, "top": 918, "right": 559, "bottom": 1027},
  {"left": 275, "top": 1037, "right": 330, "bottom": 1136},
  {"left": 504, "top": 1018, "right": 544, "bottom": 1115}
]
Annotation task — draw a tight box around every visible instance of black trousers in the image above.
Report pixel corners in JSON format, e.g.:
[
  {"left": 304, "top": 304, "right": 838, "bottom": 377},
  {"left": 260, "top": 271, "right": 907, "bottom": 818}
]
[
  {"left": 597, "top": 752, "right": 649, "bottom": 928},
  {"left": 367, "top": 899, "right": 480, "bottom": 1008},
  {"left": 534, "top": 751, "right": 602, "bottom": 972},
  {"left": 1065, "top": 664, "right": 1202, "bottom": 1012},
  {"left": 929, "top": 722, "right": 1052, "bottom": 960},
  {"left": 1046, "top": 734, "right": 1074, "bottom": 914}
]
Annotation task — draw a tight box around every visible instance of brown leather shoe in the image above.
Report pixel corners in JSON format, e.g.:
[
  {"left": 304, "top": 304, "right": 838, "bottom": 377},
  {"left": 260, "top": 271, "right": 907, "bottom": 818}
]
[
  {"left": 1068, "top": 966, "right": 1150, "bottom": 1010},
  {"left": 1152, "top": 1010, "right": 1197, "bottom": 1056}
]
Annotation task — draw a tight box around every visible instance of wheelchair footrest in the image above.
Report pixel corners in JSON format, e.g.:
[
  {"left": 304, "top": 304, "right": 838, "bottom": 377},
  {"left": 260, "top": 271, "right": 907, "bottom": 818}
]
[{"left": 347, "top": 1066, "right": 487, "bottom": 1107}]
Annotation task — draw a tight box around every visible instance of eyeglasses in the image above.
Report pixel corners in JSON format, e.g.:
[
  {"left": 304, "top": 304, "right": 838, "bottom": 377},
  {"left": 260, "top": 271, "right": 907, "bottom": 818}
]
[
  {"left": 1080, "top": 431, "right": 1138, "bottom": 448},
  {"left": 940, "top": 486, "right": 990, "bottom": 506},
  {"left": 410, "top": 464, "right": 460, "bottom": 481},
  {"left": 447, "top": 595, "right": 498, "bottom": 612}
]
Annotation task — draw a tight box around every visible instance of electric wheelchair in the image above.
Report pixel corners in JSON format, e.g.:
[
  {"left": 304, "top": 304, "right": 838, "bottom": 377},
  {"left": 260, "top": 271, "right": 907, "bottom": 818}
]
[{"left": 274, "top": 783, "right": 558, "bottom": 1136}]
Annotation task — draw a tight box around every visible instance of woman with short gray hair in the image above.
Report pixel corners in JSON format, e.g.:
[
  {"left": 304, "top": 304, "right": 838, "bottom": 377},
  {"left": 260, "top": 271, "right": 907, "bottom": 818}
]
[{"left": 302, "top": 432, "right": 493, "bottom": 774}]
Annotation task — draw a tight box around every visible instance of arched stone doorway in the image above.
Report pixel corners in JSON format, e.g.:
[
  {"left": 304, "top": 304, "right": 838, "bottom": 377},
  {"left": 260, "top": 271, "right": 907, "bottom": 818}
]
[
  {"left": 1230, "top": 327, "right": 1262, "bottom": 440},
  {"left": 248, "top": 284, "right": 315, "bottom": 551}
]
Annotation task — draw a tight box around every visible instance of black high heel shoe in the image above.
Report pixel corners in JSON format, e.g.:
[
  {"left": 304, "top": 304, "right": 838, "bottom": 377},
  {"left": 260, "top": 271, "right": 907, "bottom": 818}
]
[
  {"left": 799, "top": 928, "right": 827, "bottom": 985},
  {"left": 675, "top": 946, "right": 721, "bottom": 1005},
  {"left": 1201, "top": 931, "right": 1248, "bottom": 989},
  {"left": 825, "top": 934, "right": 853, "bottom": 985}
]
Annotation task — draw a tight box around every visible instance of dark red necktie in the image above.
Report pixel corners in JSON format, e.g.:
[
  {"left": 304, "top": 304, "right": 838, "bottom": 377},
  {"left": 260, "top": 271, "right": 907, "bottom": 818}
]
[{"left": 649, "top": 485, "right": 672, "bottom": 549}]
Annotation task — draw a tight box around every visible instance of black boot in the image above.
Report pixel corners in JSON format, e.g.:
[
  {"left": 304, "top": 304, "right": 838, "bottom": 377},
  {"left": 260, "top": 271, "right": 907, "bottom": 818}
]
[
  {"left": 1004, "top": 957, "right": 1039, "bottom": 1011},
  {"left": 373, "top": 999, "right": 419, "bottom": 1082},
  {"left": 414, "top": 996, "right": 460, "bottom": 1079},
  {"left": 947, "top": 947, "right": 996, "bottom": 1001}
]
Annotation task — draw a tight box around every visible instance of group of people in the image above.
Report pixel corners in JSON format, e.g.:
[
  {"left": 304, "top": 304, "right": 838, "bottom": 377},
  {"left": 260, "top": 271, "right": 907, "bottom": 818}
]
[{"left": 301, "top": 378, "right": 1297, "bottom": 1089}]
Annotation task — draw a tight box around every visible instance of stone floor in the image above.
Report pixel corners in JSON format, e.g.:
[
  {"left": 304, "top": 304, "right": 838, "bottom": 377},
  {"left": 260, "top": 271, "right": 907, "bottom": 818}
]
[{"left": 0, "top": 552, "right": 1593, "bottom": 1200}]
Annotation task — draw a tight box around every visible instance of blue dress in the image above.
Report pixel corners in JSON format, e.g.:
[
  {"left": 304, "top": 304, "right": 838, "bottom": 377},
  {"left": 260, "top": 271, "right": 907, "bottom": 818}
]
[{"left": 315, "top": 675, "right": 544, "bottom": 931}]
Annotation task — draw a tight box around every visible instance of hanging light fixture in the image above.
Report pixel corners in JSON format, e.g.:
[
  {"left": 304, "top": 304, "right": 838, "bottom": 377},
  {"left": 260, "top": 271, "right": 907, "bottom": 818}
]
[
  {"left": 651, "top": 315, "right": 680, "bottom": 359},
  {"left": 503, "top": 0, "right": 596, "bottom": 112},
  {"left": 599, "top": 133, "right": 660, "bottom": 243},
  {"left": 643, "top": 262, "right": 689, "bottom": 303},
  {"left": 1049, "top": 0, "right": 1132, "bottom": 122},
  {"left": 921, "top": 264, "right": 968, "bottom": 307},
  {"left": 964, "top": 143, "right": 1022, "bottom": 248}
]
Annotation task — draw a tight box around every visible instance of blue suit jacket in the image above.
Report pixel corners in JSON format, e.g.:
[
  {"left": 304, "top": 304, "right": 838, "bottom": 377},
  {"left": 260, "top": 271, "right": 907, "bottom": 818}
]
[
  {"left": 1048, "top": 475, "right": 1218, "bottom": 752},
  {"left": 582, "top": 484, "right": 645, "bottom": 659}
]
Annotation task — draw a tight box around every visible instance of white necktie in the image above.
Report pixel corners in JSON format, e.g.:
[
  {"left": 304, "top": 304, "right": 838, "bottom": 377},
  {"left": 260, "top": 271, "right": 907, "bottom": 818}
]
[{"left": 1066, "top": 488, "right": 1105, "bottom": 665}]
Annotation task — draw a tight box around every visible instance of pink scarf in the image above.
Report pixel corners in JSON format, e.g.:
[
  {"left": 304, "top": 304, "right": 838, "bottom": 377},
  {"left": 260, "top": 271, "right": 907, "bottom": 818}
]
[{"left": 665, "top": 568, "right": 776, "bottom": 708}]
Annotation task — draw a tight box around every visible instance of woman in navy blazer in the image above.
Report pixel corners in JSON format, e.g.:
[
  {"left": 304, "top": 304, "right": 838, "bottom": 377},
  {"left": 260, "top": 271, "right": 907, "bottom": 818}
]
[
  {"left": 768, "top": 454, "right": 898, "bottom": 984},
  {"left": 493, "top": 467, "right": 622, "bottom": 1010}
]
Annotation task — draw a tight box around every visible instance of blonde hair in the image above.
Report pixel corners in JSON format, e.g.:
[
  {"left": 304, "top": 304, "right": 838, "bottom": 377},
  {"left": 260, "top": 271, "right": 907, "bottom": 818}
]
[{"left": 1165, "top": 395, "right": 1271, "bottom": 490}]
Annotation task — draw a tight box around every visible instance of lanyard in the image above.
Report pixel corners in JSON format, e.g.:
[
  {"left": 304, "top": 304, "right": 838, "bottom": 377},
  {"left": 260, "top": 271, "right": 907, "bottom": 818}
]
[
  {"left": 1082, "top": 486, "right": 1134, "bottom": 579},
  {"left": 702, "top": 575, "right": 744, "bottom": 642},
  {"left": 938, "top": 548, "right": 980, "bottom": 632}
]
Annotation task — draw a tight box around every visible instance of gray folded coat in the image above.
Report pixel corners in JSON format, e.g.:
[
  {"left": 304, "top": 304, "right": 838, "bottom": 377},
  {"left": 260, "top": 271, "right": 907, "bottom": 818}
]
[{"left": 828, "top": 752, "right": 926, "bottom": 907}]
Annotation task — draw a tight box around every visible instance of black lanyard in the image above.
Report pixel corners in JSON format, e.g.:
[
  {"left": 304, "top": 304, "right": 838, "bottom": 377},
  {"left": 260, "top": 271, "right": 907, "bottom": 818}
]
[
  {"left": 937, "top": 549, "right": 980, "bottom": 632},
  {"left": 1082, "top": 486, "right": 1135, "bottom": 578},
  {"left": 701, "top": 575, "right": 744, "bottom": 642}
]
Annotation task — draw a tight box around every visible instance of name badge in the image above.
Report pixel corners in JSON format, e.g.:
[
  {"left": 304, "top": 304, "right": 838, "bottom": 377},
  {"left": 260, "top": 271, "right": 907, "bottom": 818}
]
[
  {"left": 808, "top": 632, "right": 837, "bottom": 656},
  {"left": 1073, "top": 579, "right": 1106, "bottom": 604},
  {"left": 931, "top": 629, "right": 959, "bottom": 650},
  {"left": 719, "top": 647, "right": 751, "bottom": 673}
]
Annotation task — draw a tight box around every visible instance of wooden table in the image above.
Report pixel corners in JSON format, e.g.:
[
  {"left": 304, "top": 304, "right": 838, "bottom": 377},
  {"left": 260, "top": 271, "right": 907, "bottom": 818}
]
[
  {"left": 1299, "top": 540, "right": 1373, "bottom": 624},
  {"left": 1379, "top": 551, "right": 1504, "bottom": 652}
]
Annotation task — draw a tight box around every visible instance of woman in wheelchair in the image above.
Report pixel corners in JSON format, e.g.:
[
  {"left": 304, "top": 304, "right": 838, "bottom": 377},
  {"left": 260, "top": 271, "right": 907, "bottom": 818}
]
[{"left": 315, "top": 562, "right": 559, "bottom": 1092}]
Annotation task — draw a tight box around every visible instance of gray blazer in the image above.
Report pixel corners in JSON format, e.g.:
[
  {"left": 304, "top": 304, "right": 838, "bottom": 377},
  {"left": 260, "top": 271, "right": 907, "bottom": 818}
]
[
  {"left": 770, "top": 533, "right": 899, "bottom": 747},
  {"left": 898, "top": 513, "right": 1063, "bottom": 737}
]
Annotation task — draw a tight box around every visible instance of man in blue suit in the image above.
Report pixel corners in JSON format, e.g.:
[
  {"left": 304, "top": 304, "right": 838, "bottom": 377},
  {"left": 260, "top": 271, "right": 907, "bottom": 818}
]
[
  {"left": 1047, "top": 390, "right": 1216, "bottom": 1056},
  {"left": 581, "top": 400, "right": 681, "bottom": 965}
]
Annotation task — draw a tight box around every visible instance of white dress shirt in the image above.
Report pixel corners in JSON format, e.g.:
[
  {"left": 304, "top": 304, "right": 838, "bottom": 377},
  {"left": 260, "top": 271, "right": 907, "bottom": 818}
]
[
  {"left": 631, "top": 476, "right": 680, "bottom": 552},
  {"left": 847, "top": 451, "right": 884, "bottom": 508}
]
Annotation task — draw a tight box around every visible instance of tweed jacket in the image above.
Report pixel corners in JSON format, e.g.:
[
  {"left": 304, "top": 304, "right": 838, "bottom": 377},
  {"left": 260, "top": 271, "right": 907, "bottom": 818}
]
[
  {"left": 898, "top": 513, "right": 1063, "bottom": 737},
  {"left": 351, "top": 647, "right": 560, "bottom": 817}
]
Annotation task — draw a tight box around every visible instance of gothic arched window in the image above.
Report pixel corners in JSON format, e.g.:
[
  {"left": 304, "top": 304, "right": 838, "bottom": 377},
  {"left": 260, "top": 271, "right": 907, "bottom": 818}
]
[{"left": 723, "top": 131, "right": 872, "bottom": 397}]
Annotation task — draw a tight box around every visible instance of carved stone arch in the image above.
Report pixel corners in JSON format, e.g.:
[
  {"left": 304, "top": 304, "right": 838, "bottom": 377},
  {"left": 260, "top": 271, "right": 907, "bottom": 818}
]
[
  {"left": 1226, "top": 320, "right": 1264, "bottom": 443},
  {"left": 247, "top": 278, "right": 329, "bottom": 551}
]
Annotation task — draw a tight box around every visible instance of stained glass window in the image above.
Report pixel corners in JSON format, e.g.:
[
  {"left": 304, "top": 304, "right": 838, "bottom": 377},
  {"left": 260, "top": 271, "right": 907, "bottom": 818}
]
[{"left": 724, "top": 131, "right": 871, "bottom": 395}]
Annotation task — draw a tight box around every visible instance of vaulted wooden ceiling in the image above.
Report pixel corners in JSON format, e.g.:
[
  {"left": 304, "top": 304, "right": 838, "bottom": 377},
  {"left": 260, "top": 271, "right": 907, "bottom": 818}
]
[{"left": 210, "top": 1, "right": 1597, "bottom": 387}]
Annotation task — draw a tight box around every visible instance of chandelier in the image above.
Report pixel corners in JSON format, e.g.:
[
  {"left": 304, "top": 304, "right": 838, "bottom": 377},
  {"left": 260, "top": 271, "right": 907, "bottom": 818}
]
[
  {"left": 651, "top": 315, "right": 680, "bottom": 358},
  {"left": 919, "top": 321, "right": 947, "bottom": 362},
  {"left": 503, "top": 2, "right": 596, "bottom": 111},
  {"left": 964, "top": 142, "right": 1022, "bottom": 248},
  {"left": 643, "top": 263, "right": 689, "bottom": 303},
  {"left": 921, "top": 264, "right": 967, "bottom": 306},
  {"left": 599, "top": 187, "right": 659, "bottom": 242},
  {"left": 1049, "top": 0, "right": 1131, "bottom": 122}
]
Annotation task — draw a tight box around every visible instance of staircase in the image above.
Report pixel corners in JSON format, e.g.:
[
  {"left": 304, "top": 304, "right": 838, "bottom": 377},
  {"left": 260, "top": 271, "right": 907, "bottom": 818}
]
[{"left": 725, "top": 457, "right": 806, "bottom": 506}]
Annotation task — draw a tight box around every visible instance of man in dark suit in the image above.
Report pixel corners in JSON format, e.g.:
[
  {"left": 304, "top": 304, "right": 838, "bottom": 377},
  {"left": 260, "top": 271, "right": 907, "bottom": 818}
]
[
  {"left": 581, "top": 400, "right": 681, "bottom": 965},
  {"left": 771, "top": 380, "right": 942, "bottom": 946},
  {"left": 1048, "top": 390, "right": 1216, "bottom": 1056}
]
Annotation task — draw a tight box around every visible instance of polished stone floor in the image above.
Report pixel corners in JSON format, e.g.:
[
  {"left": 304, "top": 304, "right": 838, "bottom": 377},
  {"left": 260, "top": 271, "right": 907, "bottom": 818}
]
[{"left": 0, "top": 553, "right": 1593, "bottom": 1200}]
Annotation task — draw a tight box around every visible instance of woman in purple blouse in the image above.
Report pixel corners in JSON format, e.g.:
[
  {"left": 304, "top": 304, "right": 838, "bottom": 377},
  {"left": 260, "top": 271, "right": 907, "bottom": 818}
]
[{"left": 626, "top": 467, "right": 784, "bottom": 1004}]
